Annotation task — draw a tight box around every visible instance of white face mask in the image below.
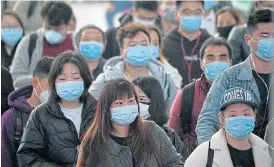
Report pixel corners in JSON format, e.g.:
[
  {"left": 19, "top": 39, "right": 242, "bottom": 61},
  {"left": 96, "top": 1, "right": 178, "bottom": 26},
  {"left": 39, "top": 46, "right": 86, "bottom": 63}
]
[
  {"left": 133, "top": 17, "right": 155, "bottom": 26},
  {"left": 139, "top": 103, "right": 150, "bottom": 119},
  {"left": 39, "top": 90, "right": 49, "bottom": 103},
  {"left": 35, "top": 79, "right": 49, "bottom": 103}
]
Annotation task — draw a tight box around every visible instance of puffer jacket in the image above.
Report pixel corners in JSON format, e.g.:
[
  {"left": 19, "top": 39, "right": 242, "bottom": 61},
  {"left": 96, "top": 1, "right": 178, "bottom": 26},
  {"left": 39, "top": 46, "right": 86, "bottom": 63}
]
[{"left": 17, "top": 93, "right": 97, "bottom": 167}]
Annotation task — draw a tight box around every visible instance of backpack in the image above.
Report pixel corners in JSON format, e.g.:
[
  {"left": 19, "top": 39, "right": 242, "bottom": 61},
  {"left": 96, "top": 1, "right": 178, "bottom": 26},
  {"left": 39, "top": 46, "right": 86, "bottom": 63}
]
[
  {"left": 12, "top": 107, "right": 23, "bottom": 148},
  {"left": 179, "top": 80, "right": 196, "bottom": 134},
  {"left": 28, "top": 32, "right": 38, "bottom": 66}
]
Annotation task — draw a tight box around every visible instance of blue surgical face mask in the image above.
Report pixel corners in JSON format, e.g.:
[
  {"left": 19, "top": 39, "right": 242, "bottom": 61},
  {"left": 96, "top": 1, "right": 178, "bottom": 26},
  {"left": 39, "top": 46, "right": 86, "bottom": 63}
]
[
  {"left": 56, "top": 81, "right": 84, "bottom": 102},
  {"left": 111, "top": 104, "right": 139, "bottom": 125},
  {"left": 133, "top": 17, "right": 155, "bottom": 26},
  {"left": 163, "top": 6, "right": 177, "bottom": 23},
  {"left": 1, "top": 27, "right": 23, "bottom": 46},
  {"left": 204, "top": 61, "right": 229, "bottom": 81},
  {"left": 44, "top": 29, "right": 66, "bottom": 45},
  {"left": 180, "top": 16, "right": 202, "bottom": 33},
  {"left": 79, "top": 41, "right": 104, "bottom": 61},
  {"left": 126, "top": 45, "right": 152, "bottom": 66},
  {"left": 255, "top": 38, "right": 274, "bottom": 61},
  {"left": 204, "top": 0, "right": 216, "bottom": 11},
  {"left": 151, "top": 45, "right": 160, "bottom": 59},
  {"left": 224, "top": 116, "right": 255, "bottom": 139}
]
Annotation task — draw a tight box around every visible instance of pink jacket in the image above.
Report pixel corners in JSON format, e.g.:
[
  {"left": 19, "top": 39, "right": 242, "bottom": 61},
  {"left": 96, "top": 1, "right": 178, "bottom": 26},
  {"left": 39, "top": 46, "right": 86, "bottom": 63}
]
[{"left": 168, "top": 75, "right": 209, "bottom": 154}]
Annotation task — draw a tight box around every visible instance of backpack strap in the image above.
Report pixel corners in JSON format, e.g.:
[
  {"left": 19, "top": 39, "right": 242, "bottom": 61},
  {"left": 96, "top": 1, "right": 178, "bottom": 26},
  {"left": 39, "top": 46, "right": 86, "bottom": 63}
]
[
  {"left": 206, "top": 141, "right": 214, "bottom": 167},
  {"left": 179, "top": 80, "right": 196, "bottom": 133},
  {"left": 12, "top": 107, "right": 23, "bottom": 148},
  {"left": 28, "top": 32, "right": 38, "bottom": 66}
]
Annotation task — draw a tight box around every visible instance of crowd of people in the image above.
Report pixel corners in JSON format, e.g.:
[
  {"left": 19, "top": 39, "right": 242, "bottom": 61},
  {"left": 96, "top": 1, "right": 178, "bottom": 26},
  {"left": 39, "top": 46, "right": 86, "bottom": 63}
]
[{"left": 1, "top": 1, "right": 274, "bottom": 167}]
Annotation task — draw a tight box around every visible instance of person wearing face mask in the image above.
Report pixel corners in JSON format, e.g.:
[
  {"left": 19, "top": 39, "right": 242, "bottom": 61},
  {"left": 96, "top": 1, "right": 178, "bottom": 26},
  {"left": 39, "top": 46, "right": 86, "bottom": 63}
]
[
  {"left": 158, "top": 1, "right": 177, "bottom": 36},
  {"left": 132, "top": 76, "right": 188, "bottom": 162},
  {"left": 102, "top": 1, "right": 161, "bottom": 60},
  {"left": 168, "top": 37, "right": 232, "bottom": 155},
  {"left": 77, "top": 78, "right": 183, "bottom": 167},
  {"left": 196, "top": 9, "right": 274, "bottom": 145},
  {"left": 75, "top": 25, "right": 106, "bottom": 80},
  {"left": 1, "top": 57, "right": 53, "bottom": 167},
  {"left": 17, "top": 51, "right": 97, "bottom": 167},
  {"left": 1, "top": 11, "right": 24, "bottom": 70},
  {"left": 215, "top": 7, "right": 243, "bottom": 39},
  {"left": 163, "top": 0, "right": 212, "bottom": 88},
  {"left": 89, "top": 23, "right": 177, "bottom": 112},
  {"left": 200, "top": 0, "right": 218, "bottom": 36},
  {"left": 185, "top": 87, "right": 273, "bottom": 167},
  {"left": 148, "top": 26, "right": 182, "bottom": 89},
  {"left": 228, "top": 0, "right": 274, "bottom": 65},
  {"left": 10, "top": 2, "right": 74, "bottom": 89}
]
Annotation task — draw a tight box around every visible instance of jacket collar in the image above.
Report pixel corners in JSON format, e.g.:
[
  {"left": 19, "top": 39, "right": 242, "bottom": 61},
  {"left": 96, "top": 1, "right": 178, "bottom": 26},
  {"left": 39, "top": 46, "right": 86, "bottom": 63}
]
[
  {"left": 47, "top": 93, "right": 97, "bottom": 120},
  {"left": 237, "top": 56, "right": 254, "bottom": 81},
  {"left": 210, "top": 129, "right": 272, "bottom": 167}
]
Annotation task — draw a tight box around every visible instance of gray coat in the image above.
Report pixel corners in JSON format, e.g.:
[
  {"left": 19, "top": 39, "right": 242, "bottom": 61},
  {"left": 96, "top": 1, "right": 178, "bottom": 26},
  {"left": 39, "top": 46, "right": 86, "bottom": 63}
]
[
  {"left": 10, "top": 28, "right": 45, "bottom": 89},
  {"left": 79, "top": 121, "right": 183, "bottom": 167},
  {"left": 89, "top": 56, "right": 177, "bottom": 112},
  {"left": 227, "top": 24, "right": 250, "bottom": 65}
]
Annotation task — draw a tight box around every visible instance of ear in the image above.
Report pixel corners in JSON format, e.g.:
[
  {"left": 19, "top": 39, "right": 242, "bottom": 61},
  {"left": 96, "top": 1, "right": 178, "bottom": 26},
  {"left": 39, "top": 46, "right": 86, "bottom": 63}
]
[
  {"left": 131, "top": 8, "right": 135, "bottom": 17},
  {"left": 176, "top": 11, "right": 181, "bottom": 23},
  {"left": 244, "top": 34, "right": 251, "bottom": 46},
  {"left": 121, "top": 48, "right": 126, "bottom": 59},
  {"left": 200, "top": 60, "right": 205, "bottom": 71},
  {"left": 32, "top": 78, "right": 39, "bottom": 92},
  {"left": 218, "top": 112, "right": 224, "bottom": 125}
]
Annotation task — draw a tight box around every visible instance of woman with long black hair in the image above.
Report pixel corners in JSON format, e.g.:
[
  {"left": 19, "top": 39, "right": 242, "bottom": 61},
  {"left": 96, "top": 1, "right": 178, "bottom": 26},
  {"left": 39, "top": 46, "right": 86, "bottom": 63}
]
[
  {"left": 77, "top": 78, "right": 182, "bottom": 167},
  {"left": 132, "top": 76, "right": 188, "bottom": 161},
  {"left": 17, "top": 51, "right": 97, "bottom": 166}
]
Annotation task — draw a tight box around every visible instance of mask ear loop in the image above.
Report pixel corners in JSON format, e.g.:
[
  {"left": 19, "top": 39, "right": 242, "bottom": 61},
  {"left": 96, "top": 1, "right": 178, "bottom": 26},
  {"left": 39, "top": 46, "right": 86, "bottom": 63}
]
[{"left": 250, "top": 53, "right": 272, "bottom": 136}]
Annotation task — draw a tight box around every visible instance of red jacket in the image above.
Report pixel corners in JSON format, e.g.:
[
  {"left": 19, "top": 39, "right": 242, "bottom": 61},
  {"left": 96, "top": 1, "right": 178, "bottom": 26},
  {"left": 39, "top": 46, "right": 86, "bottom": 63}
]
[{"left": 168, "top": 75, "right": 209, "bottom": 154}]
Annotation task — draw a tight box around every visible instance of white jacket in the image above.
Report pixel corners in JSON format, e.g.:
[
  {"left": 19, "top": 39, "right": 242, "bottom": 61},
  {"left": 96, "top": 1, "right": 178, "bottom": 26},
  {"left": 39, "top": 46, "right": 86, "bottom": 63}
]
[{"left": 184, "top": 129, "right": 272, "bottom": 167}]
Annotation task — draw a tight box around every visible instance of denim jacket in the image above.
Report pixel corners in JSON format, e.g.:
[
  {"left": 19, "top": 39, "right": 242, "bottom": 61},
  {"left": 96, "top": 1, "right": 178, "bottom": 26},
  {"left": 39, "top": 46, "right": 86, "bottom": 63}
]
[{"left": 196, "top": 57, "right": 262, "bottom": 145}]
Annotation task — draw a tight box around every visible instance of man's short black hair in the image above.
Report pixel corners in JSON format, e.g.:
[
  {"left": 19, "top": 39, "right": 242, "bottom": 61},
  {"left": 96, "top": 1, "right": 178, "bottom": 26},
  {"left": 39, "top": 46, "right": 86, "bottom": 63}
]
[
  {"left": 176, "top": 0, "right": 204, "bottom": 9},
  {"left": 116, "top": 23, "right": 151, "bottom": 49},
  {"left": 75, "top": 25, "right": 106, "bottom": 46},
  {"left": 41, "top": 2, "right": 73, "bottom": 26},
  {"left": 199, "top": 37, "right": 232, "bottom": 60},
  {"left": 133, "top": 1, "right": 158, "bottom": 11},
  {"left": 247, "top": 8, "right": 274, "bottom": 34},
  {"left": 33, "top": 57, "right": 54, "bottom": 80}
]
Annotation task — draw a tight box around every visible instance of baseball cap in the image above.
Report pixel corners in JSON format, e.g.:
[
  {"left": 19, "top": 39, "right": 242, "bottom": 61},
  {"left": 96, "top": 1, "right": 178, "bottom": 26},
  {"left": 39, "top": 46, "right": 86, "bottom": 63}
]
[{"left": 220, "top": 87, "right": 259, "bottom": 111}]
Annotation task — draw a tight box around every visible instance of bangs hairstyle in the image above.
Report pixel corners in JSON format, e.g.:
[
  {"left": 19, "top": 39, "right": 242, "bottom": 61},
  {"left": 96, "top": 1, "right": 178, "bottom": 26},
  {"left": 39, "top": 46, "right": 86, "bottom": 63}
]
[
  {"left": 116, "top": 23, "right": 151, "bottom": 49},
  {"left": 132, "top": 76, "right": 168, "bottom": 126},
  {"left": 148, "top": 26, "right": 162, "bottom": 46},
  {"left": 48, "top": 51, "right": 92, "bottom": 102},
  {"left": 216, "top": 6, "right": 243, "bottom": 25},
  {"left": 199, "top": 37, "right": 232, "bottom": 60},
  {"left": 77, "top": 78, "right": 161, "bottom": 166}
]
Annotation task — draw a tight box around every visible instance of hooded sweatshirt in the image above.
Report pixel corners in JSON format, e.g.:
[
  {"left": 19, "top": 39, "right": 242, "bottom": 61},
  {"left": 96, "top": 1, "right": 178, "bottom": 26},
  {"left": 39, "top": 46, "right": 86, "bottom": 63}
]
[
  {"left": 163, "top": 28, "right": 211, "bottom": 87},
  {"left": 89, "top": 56, "right": 177, "bottom": 112},
  {"left": 1, "top": 85, "right": 33, "bottom": 167}
]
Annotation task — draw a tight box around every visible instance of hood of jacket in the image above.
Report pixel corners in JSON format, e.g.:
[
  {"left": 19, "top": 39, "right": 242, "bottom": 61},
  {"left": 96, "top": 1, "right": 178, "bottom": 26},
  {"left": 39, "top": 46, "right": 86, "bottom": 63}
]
[
  {"left": 8, "top": 85, "right": 33, "bottom": 112},
  {"left": 103, "top": 56, "right": 167, "bottom": 85}
]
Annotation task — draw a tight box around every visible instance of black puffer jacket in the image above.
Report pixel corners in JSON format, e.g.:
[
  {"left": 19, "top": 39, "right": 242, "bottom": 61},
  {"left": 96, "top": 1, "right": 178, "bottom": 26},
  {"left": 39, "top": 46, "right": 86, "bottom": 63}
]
[{"left": 17, "top": 93, "right": 97, "bottom": 167}]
